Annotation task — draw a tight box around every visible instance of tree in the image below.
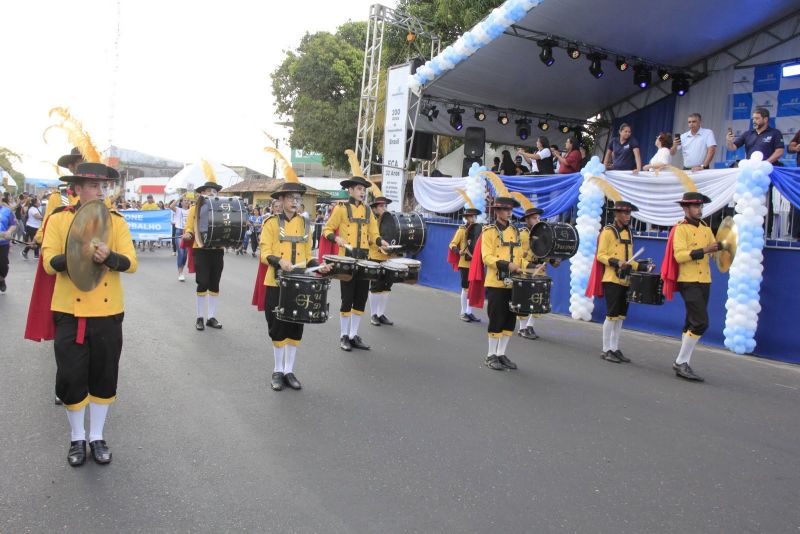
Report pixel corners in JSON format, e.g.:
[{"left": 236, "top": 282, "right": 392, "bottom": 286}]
[{"left": 0, "top": 148, "right": 25, "bottom": 190}]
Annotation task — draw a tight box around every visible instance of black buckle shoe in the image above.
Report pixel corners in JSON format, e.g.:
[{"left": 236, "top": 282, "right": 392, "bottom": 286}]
[
  {"left": 520, "top": 327, "right": 539, "bottom": 340},
  {"left": 460, "top": 313, "right": 471, "bottom": 322},
  {"left": 370, "top": 314, "right": 381, "bottom": 326},
  {"left": 55, "top": 396, "right": 63, "bottom": 406},
  {"left": 349, "top": 335, "right": 371, "bottom": 350},
  {"left": 195, "top": 317, "right": 205, "bottom": 331},
  {"left": 340, "top": 336, "right": 352, "bottom": 351},
  {"left": 467, "top": 313, "right": 481, "bottom": 323},
  {"left": 206, "top": 317, "right": 222, "bottom": 329},
  {"left": 485, "top": 354, "right": 504, "bottom": 370},
  {"left": 89, "top": 440, "right": 112, "bottom": 464},
  {"left": 614, "top": 350, "right": 631, "bottom": 363},
  {"left": 673, "top": 362, "right": 704, "bottom": 382},
  {"left": 271, "top": 372, "right": 284, "bottom": 391},
  {"left": 284, "top": 372, "right": 302, "bottom": 390},
  {"left": 68, "top": 440, "right": 86, "bottom": 467},
  {"left": 378, "top": 315, "right": 393, "bottom": 325},
  {"left": 498, "top": 355, "right": 517, "bottom": 369},
  {"left": 602, "top": 350, "right": 622, "bottom": 363}
]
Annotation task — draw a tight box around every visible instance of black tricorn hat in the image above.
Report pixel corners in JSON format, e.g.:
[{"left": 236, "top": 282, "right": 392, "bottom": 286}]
[
  {"left": 463, "top": 207, "right": 481, "bottom": 216},
  {"left": 676, "top": 191, "right": 712, "bottom": 205},
  {"left": 194, "top": 181, "right": 223, "bottom": 193},
  {"left": 492, "top": 196, "right": 520, "bottom": 208},
  {"left": 608, "top": 200, "right": 639, "bottom": 212},
  {"left": 56, "top": 147, "right": 83, "bottom": 169},
  {"left": 340, "top": 175, "right": 372, "bottom": 189},
  {"left": 522, "top": 206, "right": 544, "bottom": 218},
  {"left": 271, "top": 181, "right": 307, "bottom": 199},
  {"left": 369, "top": 196, "right": 392, "bottom": 207},
  {"left": 59, "top": 162, "right": 118, "bottom": 183}
]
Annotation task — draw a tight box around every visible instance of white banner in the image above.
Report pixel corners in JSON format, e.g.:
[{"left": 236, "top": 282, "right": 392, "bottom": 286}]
[{"left": 382, "top": 63, "right": 411, "bottom": 211}]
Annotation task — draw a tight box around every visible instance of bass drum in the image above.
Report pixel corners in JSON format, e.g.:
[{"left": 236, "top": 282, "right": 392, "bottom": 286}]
[
  {"left": 530, "top": 221, "right": 579, "bottom": 260},
  {"left": 194, "top": 195, "right": 247, "bottom": 249},
  {"left": 379, "top": 211, "right": 426, "bottom": 255},
  {"left": 275, "top": 271, "right": 331, "bottom": 324}
]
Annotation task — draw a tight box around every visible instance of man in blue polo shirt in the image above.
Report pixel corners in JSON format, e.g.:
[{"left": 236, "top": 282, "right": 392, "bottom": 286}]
[
  {"left": 726, "top": 107, "right": 785, "bottom": 163},
  {"left": 0, "top": 197, "right": 19, "bottom": 293}
]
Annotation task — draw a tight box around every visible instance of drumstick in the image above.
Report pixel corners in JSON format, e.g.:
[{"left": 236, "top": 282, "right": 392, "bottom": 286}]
[
  {"left": 304, "top": 265, "right": 325, "bottom": 274},
  {"left": 385, "top": 244, "right": 404, "bottom": 249},
  {"left": 628, "top": 247, "right": 646, "bottom": 264}
]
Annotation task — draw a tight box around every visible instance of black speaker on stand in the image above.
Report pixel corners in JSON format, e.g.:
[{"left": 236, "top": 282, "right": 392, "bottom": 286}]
[
  {"left": 408, "top": 131, "right": 434, "bottom": 160},
  {"left": 464, "top": 127, "right": 485, "bottom": 158},
  {"left": 462, "top": 157, "right": 483, "bottom": 177}
]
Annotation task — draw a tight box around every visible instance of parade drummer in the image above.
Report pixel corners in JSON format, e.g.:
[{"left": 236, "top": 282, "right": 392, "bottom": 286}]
[
  {"left": 40, "top": 162, "right": 137, "bottom": 466},
  {"left": 662, "top": 192, "right": 720, "bottom": 382},
  {"left": 448, "top": 197, "right": 482, "bottom": 323},
  {"left": 322, "top": 174, "right": 390, "bottom": 352},
  {"left": 368, "top": 183, "right": 397, "bottom": 327},
  {"left": 260, "top": 178, "right": 331, "bottom": 391},
  {"left": 183, "top": 178, "right": 225, "bottom": 331},
  {"left": 586, "top": 200, "right": 650, "bottom": 364}
]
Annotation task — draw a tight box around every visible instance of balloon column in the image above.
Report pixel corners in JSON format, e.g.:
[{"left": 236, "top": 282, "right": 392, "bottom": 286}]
[
  {"left": 409, "top": 0, "right": 543, "bottom": 92},
  {"left": 466, "top": 162, "right": 488, "bottom": 223},
  {"left": 569, "top": 157, "right": 607, "bottom": 321},
  {"left": 723, "top": 152, "right": 771, "bottom": 354}
]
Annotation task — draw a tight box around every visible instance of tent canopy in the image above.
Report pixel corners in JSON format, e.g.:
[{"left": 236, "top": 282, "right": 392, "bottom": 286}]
[{"left": 417, "top": 0, "right": 799, "bottom": 146}]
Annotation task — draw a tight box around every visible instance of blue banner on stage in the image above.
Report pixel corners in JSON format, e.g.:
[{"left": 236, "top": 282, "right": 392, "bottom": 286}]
[{"left": 121, "top": 209, "right": 172, "bottom": 240}]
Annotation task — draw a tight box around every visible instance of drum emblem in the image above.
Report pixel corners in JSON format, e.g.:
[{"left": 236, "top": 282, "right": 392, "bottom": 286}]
[
  {"left": 530, "top": 293, "right": 545, "bottom": 305},
  {"left": 295, "top": 294, "right": 313, "bottom": 310},
  {"left": 220, "top": 203, "right": 232, "bottom": 212}
]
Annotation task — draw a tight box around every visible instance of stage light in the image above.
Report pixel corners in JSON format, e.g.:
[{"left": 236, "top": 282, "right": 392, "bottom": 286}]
[
  {"left": 587, "top": 53, "right": 606, "bottom": 79},
  {"left": 558, "top": 123, "right": 571, "bottom": 134},
  {"left": 538, "top": 119, "right": 549, "bottom": 131},
  {"left": 658, "top": 68, "right": 671, "bottom": 81},
  {"left": 537, "top": 39, "right": 556, "bottom": 67},
  {"left": 516, "top": 118, "right": 532, "bottom": 141},
  {"left": 448, "top": 106, "right": 464, "bottom": 131},
  {"left": 423, "top": 104, "right": 439, "bottom": 121},
  {"left": 474, "top": 109, "right": 486, "bottom": 121},
  {"left": 566, "top": 43, "right": 581, "bottom": 60},
  {"left": 672, "top": 73, "right": 691, "bottom": 96},
  {"left": 497, "top": 112, "right": 509, "bottom": 125},
  {"left": 633, "top": 64, "right": 651, "bottom": 88},
  {"left": 615, "top": 57, "right": 629, "bottom": 71}
]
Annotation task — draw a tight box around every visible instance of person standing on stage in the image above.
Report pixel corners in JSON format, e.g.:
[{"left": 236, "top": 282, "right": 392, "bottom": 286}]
[
  {"left": 603, "top": 123, "right": 642, "bottom": 172},
  {"left": 670, "top": 113, "right": 717, "bottom": 171},
  {"left": 367, "top": 184, "right": 396, "bottom": 326},
  {"left": 587, "top": 200, "right": 651, "bottom": 363},
  {"left": 182, "top": 172, "right": 225, "bottom": 331},
  {"left": 448, "top": 195, "right": 482, "bottom": 323},
  {"left": 323, "top": 174, "right": 389, "bottom": 352},
  {"left": 40, "top": 162, "right": 137, "bottom": 466},
  {"left": 662, "top": 192, "right": 720, "bottom": 381}
]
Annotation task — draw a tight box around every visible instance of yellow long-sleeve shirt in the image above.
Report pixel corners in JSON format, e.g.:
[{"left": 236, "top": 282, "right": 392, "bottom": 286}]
[
  {"left": 322, "top": 200, "right": 380, "bottom": 258},
  {"left": 140, "top": 202, "right": 159, "bottom": 211},
  {"left": 41, "top": 206, "right": 137, "bottom": 316},
  {"left": 259, "top": 213, "right": 314, "bottom": 287},
  {"left": 596, "top": 225, "right": 641, "bottom": 286},
  {"left": 448, "top": 225, "right": 471, "bottom": 269},
  {"left": 482, "top": 222, "right": 524, "bottom": 288},
  {"left": 673, "top": 219, "right": 716, "bottom": 283}
]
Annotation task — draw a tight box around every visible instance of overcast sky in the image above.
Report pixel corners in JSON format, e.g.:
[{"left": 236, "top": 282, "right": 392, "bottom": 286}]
[{"left": 0, "top": 0, "right": 393, "bottom": 178}]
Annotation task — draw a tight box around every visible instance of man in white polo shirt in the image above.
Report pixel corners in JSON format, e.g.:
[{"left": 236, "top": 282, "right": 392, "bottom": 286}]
[{"left": 671, "top": 113, "right": 717, "bottom": 171}]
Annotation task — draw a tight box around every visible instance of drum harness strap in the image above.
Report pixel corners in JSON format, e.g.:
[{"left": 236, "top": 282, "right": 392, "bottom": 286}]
[
  {"left": 278, "top": 214, "right": 308, "bottom": 265},
  {"left": 605, "top": 223, "right": 630, "bottom": 279},
  {"left": 345, "top": 202, "right": 371, "bottom": 260},
  {"left": 495, "top": 222, "right": 521, "bottom": 281}
]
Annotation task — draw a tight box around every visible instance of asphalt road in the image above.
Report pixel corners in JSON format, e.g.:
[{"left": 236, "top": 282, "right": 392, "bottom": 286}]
[{"left": 1, "top": 245, "right": 799, "bottom": 533}]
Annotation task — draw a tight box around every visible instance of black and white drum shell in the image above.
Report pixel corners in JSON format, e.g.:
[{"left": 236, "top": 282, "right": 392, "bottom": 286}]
[
  {"left": 355, "top": 260, "right": 382, "bottom": 281},
  {"left": 195, "top": 195, "right": 247, "bottom": 249},
  {"left": 275, "top": 271, "right": 331, "bottom": 324},
  {"left": 626, "top": 272, "right": 665, "bottom": 305},
  {"left": 509, "top": 274, "right": 552, "bottom": 316},
  {"left": 381, "top": 260, "right": 409, "bottom": 284},
  {"left": 323, "top": 254, "right": 356, "bottom": 281},
  {"left": 379, "top": 211, "right": 427, "bottom": 255},
  {"left": 391, "top": 257, "right": 421, "bottom": 284},
  {"left": 530, "top": 221, "right": 579, "bottom": 260}
]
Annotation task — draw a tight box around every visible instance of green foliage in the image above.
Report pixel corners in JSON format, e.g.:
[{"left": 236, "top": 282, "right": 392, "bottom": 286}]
[
  {"left": 0, "top": 148, "right": 24, "bottom": 190},
  {"left": 397, "top": 0, "right": 505, "bottom": 45}
]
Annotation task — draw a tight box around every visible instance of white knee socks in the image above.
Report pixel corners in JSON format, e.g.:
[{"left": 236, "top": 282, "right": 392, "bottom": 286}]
[
  {"left": 676, "top": 334, "right": 699, "bottom": 365},
  {"left": 340, "top": 315, "right": 350, "bottom": 337},
  {"left": 207, "top": 294, "right": 217, "bottom": 318},
  {"left": 602, "top": 319, "right": 614, "bottom": 352},
  {"left": 196, "top": 295, "right": 207, "bottom": 318},
  {"left": 518, "top": 317, "right": 528, "bottom": 332},
  {"left": 284, "top": 345, "right": 297, "bottom": 374},
  {"left": 497, "top": 335, "right": 511, "bottom": 356},
  {"left": 379, "top": 294, "right": 389, "bottom": 317},
  {"left": 369, "top": 293, "right": 377, "bottom": 315},
  {"left": 349, "top": 314, "right": 362, "bottom": 338},
  {"left": 526, "top": 316, "right": 536, "bottom": 328},
  {"left": 88, "top": 402, "right": 109, "bottom": 443},
  {"left": 460, "top": 289, "right": 471, "bottom": 315},
  {"left": 610, "top": 320, "right": 623, "bottom": 351},
  {"left": 66, "top": 407, "right": 86, "bottom": 442},
  {"left": 487, "top": 336, "right": 499, "bottom": 356},
  {"left": 273, "top": 346, "right": 285, "bottom": 373}
]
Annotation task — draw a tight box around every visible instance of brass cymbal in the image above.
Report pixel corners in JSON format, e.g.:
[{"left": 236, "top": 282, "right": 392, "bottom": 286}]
[
  {"left": 714, "top": 216, "right": 737, "bottom": 273},
  {"left": 66, "top": 200, "right": 111, "bottom": 291}
]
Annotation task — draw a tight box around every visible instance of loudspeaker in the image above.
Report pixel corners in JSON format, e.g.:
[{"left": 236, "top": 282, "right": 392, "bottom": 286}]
[
  {"left": 408, "top": 131, "right": 434, "bottom": 160},
  {"left": 464, "top": 127, "right": 485, "bottom": 158},
  {"left": 462, "top": 157, "right": 483, "bottom": 177}
]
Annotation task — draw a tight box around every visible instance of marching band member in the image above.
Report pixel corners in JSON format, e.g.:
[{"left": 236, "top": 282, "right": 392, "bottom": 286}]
[
  {"left": 367, "top": 182, "right": 395, "bottom": 326},
  {"left": 448, "top": 189, "right": 481, "bottom": 323},
  {"left": 662, "top": 191, "right": 720, "bottom": 382},
  {"left": 323, "top": 151, "right": 389, "bottom": 351},
  {"left": 39, "top": 162, "right": 137, "bottom": 466},
  {"left": 259, "top": 153, "right": 330, "bottom": 391},
  {"left": 586, "top": 198, "right": 650, "bottom": 363},
  {"left": 182, "top": 162, "right": 225, "bottom": 331}
]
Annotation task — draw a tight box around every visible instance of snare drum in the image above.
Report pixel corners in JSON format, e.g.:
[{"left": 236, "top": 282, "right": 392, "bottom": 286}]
[
  {"left": 354, "top": 260, "right": 382, "bottom": 281},
  {"left": 194, "top": 195, "right": 247, "bottom": 248},
  {"left": 391, "top": 258, "right": 421, "bottom": 284},
  {"left": 379, "top": 211, "right": 427, "bottom": 254},
  {"left": 323, "top": 254, "right": 356, "bottom": 281},
  {"left": 530, "top": 221, "right": 579, "bottom": 260},
  {"left": 509, "top": 274, "right": 552, "bottom": 315},
  {"left": 275, "top": 271, "right": 331, "bottom": 324},
  {"left": 626, "top": 272, "right": 665, "bottom": 305},
  {"left": 381, "top": 260, "right": 408, "bottom": 284}
]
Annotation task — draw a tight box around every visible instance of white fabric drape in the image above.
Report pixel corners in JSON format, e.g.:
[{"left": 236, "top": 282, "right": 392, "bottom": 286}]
[
  {"left": 604, "top": 169, "right": 738, "bottom": 226},
  {"left": 412, "top": 175, "right": 467, "bottom": 212}
]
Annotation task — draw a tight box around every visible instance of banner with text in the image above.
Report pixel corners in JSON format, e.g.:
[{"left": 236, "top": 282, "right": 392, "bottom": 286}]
[
  {"left": 121, "top": 209, "right": 172, "bottom": 241},
  {"left": 382, "top": 63, "right": 411, "bottom": 210}
]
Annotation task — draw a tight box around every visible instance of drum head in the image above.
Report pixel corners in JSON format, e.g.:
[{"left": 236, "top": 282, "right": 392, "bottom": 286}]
[
  {"left": 382, "top": 260, "right": 408, "bottom": 272},
  {"left": 530, "top": 222, "right": 553, "bottom": 258},
  {"left": 357, "top": 260, "right": 381, "bottom": 268},
  {"left": 379, "top": 212, "right": 399, "bottom": 244},
  {"left": 392, "top": 258, "right": 421, "bottom": 267}
]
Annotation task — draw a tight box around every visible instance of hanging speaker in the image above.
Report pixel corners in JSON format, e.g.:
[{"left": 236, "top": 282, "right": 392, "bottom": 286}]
[{"left": 464, "top": 127, "right": 485, "bottom": 158}]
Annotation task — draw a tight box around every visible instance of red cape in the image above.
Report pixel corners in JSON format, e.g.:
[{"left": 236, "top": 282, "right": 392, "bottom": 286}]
[
  {"left": 467, "top": 233, "right": 485, "bottom": 309},
  {"left": 447, "top": 247, "right": 460, "bottom": 272},
  {"left": 251, "top": 263, "right": 271, "bottom": 311},
  {"left": 585, "top": 234, "right": 605, "bottom": 298},
  {"left": 180, "top": 236, "right": 195, "bottom": 273},
  {"left": 660, "top": 223, "right": 683, "bottom": 301},
  {"left": 317, "top": 230, "right": 338, "bottom": 262}
]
